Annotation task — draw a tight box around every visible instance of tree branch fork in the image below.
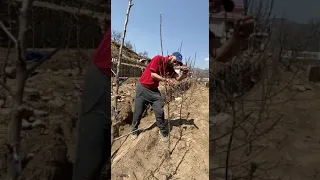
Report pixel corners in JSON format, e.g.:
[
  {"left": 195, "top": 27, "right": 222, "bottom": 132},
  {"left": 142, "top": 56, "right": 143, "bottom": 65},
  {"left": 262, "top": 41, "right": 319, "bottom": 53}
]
[{"left": 0, "top": 20, "right": 60, "bottom": 95}]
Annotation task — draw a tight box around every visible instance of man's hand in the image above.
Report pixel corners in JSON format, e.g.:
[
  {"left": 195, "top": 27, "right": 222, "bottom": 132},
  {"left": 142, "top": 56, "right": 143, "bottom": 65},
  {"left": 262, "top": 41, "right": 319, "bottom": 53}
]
[
  {"left": 164, "top": 78, "right": 174, "bottom": 86},
  {"left": 181, "top": 66, "right": 189, "bottom": 75},
  {"left": 233, "top": 16, "right": 255, "bottom": 39}
]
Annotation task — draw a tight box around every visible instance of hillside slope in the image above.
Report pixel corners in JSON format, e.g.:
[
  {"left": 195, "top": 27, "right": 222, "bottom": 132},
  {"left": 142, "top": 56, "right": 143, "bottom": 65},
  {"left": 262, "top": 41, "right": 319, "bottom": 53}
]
[{"left": 111, "top": 83, "right": 209, "bottom": 180}]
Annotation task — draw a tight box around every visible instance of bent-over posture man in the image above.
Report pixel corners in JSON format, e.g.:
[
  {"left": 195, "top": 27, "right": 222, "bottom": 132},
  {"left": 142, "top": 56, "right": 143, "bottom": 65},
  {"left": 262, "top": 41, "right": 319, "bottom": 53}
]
[
  {"left": 131, "top": 52, "right": 189, "bottom": 142},
  {"left": 73, "top": 28, "right": 111, "bottom": 180}
]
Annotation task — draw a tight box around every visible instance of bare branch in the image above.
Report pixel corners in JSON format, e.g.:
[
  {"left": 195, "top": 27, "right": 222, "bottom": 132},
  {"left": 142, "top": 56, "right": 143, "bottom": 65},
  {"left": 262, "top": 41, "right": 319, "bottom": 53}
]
[
  {"left": 15, "top": 0, "right": 109, "bottom": 21},
  {"left": 0, "top": 21, "right": 17, "bottom": 44}
]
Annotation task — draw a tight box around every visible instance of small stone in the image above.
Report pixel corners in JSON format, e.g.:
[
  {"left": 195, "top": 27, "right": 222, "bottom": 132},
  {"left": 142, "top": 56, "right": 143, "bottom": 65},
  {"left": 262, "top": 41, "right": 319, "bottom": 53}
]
[
  {"left": 291, "top": 85, "right": 306, "bottom": 92},
  {"left": 53, "top": 71, "right": 61, "bottom": 75},
  {"left": 0, "top": 100, "right": 5, "bottom": 108},
  {"left": 33, "top": 109, "right": 49, "bottom": 117},
  {"left": 0, "top": 108, "right": 11, "bottom": 116},
  {"left": 26, "top": 91, "right": 41, "bottom": 101},
  {"left": 31, "top": 120, "right": 45, "bottom": 128},
  {"left": 28, "top": 117, "right": 36, "bottom": 122},
  {"left": 54, "top": 98, "right": 66, "bottom": 107},
  {"left": 49, "top": 97, "right": 65, "bottom": 108},
  {"left": 177, "top": 141, "right": 186, "bottom": 150},
  {"left": 42, "top": 96, "right": 52, "bottom": 101},
  {"left": 25, "top": 88, "right": 38, "bottom": 93},
  {"left": 45, "top": 87, "right": 54, "bottom": 93},
  {"left": 305, "top": 85, "right": 312, "bottom": 90},
  {"left": 42, "top": 129, "right": 50, "bottom": 135},
  {"left": 52, "top": 91, "right": 63, "bottom": 97},
  {"left": 21, "top": 119, "right": 32, "bottom": 129}
]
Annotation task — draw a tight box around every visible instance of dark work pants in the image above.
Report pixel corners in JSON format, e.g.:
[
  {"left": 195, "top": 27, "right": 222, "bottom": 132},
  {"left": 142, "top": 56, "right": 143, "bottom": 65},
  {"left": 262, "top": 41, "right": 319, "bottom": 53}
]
[
  {"left": 132, "top": 82, "right": 168, "bottom": 135},
  {"left": 73, "top": 65, "right": 111, "bottom": 180}
]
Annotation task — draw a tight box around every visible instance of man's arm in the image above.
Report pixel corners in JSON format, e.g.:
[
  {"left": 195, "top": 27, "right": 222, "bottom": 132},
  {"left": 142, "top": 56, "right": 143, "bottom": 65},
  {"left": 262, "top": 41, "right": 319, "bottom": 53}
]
[
  {"left": 149, "top": 55, "right": 167, "bottom": 82},
  {"left": 214, "top": 35, "right": 244, "bottom": 63},
  {"left": 151, "top": 72, "right": 166, "bottom": 81}
]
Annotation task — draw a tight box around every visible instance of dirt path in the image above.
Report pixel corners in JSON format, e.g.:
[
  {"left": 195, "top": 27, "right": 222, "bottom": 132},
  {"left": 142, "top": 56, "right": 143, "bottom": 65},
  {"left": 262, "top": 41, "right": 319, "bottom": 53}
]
[{"left": 111, "top": 83, "right": 209, "bottom": 180}]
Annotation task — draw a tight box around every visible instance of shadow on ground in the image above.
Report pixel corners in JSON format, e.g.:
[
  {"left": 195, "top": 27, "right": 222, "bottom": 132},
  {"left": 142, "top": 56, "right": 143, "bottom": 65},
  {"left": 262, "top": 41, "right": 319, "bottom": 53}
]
[{"left": 144, "top": 118, "right": 199, "bottom": 133}]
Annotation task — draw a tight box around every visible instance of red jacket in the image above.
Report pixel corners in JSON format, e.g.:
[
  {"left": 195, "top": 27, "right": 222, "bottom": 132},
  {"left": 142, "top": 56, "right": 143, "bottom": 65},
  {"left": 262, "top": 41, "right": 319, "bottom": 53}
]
[{"left": 140, "top": 55, "right": 176, "bottom": 90}]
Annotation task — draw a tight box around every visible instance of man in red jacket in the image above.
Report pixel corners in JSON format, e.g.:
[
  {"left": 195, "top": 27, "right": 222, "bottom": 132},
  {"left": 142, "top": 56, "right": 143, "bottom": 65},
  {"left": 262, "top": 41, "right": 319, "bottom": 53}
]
[
  {"left": 73, "top": 28, "right": 111, "bottom": 180},
  {"left": 131, "top": 52, "right": 189, "bottom": 142}
]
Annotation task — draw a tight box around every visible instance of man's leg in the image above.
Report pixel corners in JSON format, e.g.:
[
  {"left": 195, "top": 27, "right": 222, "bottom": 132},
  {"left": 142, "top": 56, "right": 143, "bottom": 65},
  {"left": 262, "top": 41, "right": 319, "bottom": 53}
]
[
  {"left": 73, "top": 65, "right": 111, "bottom": 180},
  {"left": 151, "top": 94, "right": 168, "bottom": 136},
  {"left": 73, "top": 112, "right": 109, "bottom": 180},
  {"left": 147, "top": 90, "right": 168, "bottom": 142},
  {"left": 132, "top": 83, "right": 148, "bottom": 137}
]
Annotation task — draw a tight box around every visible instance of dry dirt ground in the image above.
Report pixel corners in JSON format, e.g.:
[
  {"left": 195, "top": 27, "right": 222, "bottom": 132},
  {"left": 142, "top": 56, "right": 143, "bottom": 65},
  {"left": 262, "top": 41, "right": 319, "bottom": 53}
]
[
  {"left": 111, "top": 80, "right": 209, "bottom": 180},
  {"left": 210, "top": 70, "right": 320, "bottom": 180}
]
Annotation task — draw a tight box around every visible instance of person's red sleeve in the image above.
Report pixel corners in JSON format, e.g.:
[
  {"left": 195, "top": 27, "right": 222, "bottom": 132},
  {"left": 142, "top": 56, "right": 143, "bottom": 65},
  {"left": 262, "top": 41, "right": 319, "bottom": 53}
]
[
  {"left": 94, "top": 28, "right": 111, "bottom": 76},
  {"left": 149, "top": 55, "right": 162, "bottom": 74}
]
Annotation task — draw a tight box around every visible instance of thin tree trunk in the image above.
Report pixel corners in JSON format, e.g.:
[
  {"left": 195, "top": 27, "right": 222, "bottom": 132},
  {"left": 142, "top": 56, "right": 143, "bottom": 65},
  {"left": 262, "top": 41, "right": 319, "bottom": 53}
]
[
  {"left": 6, "top": 1, "right": 33, "bottom": 179},
  {"left": 2, "top": 2, "right": 12, "bottom": 83},
  {"left": 2, "top": 4, "right": 12, "bottom": 83},
  {"left": 32, "top": 7, "right": 35, "bottom": 50},
  {"left": 2, "top": 39, "right": 12, "bottom": 83},
  {"left": 112, "top": 0, "right": 133, "bottom": 141}
]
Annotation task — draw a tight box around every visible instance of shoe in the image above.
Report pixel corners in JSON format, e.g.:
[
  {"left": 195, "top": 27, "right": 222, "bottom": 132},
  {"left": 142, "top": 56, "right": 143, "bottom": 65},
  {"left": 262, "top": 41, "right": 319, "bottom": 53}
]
[
  {"left": 131, "top": 131, "right": 138, "bottom": 140},
  {"left": 159, "top": 131, "right": 169, "bottom": 142}
]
